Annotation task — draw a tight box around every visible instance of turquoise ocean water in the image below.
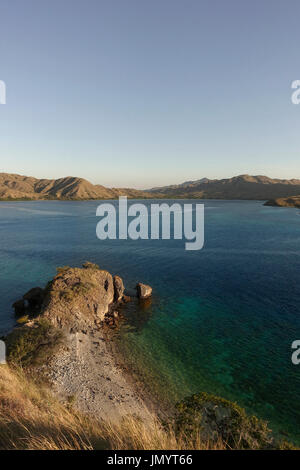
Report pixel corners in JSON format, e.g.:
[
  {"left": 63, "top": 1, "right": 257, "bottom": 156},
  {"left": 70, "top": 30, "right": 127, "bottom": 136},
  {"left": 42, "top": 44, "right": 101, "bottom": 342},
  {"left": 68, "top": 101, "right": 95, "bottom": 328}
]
[{"left": 0, "top": 200, "right": 299, "bottom": 442}]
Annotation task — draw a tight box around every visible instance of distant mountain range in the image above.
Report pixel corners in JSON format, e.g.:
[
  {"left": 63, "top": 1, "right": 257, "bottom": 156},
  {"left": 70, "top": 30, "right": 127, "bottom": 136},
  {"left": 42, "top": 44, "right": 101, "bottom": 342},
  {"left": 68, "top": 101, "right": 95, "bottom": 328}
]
[
  {"left": 147, "top": 175, "right": 300, "bottom": 200},
  {"left": 0, "top": 173, "right": 300, "bottom": 203},
  {"left": 0, "top": 173, "right": 152, "bottom": 200}
]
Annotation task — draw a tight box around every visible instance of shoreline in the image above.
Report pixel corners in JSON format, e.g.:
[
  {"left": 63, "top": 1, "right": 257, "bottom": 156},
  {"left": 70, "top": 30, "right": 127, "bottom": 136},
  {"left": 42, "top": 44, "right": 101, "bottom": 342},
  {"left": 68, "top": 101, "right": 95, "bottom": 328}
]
[
  {"left": 105, "top": 322, "right": 173, "bottom": 421},
  {"left": 4, "top": 261, "right": 298, "bottom": 447},
  {"left": 44, "top": 323, "right": 156, "bottom": 423},
  {"left": 6, "top": 263, "right": 162, "bottom": 425}
]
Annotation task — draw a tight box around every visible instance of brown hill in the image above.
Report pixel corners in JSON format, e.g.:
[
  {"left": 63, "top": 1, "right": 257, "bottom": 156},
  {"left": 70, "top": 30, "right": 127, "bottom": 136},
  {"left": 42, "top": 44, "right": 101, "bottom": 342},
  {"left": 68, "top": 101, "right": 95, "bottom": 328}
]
[
  {"left": 0, "top": 173, "right": 151, "bottom": 200},
  {"left": 1, "top": 172, "right": 300, "bottom": 201},
  {"left": 148, "top": 175, "right": 300, "bottom": 200}
]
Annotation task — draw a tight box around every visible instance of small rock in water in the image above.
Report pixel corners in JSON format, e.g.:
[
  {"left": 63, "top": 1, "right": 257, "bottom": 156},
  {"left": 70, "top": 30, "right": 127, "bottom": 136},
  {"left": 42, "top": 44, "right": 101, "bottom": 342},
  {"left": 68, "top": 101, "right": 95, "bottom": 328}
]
[
  {"left": 136, "top": 282, "right": 152, "bottom": 299},
  {"left": 113, "top": 275, "right": 124, "bottom": 302}
]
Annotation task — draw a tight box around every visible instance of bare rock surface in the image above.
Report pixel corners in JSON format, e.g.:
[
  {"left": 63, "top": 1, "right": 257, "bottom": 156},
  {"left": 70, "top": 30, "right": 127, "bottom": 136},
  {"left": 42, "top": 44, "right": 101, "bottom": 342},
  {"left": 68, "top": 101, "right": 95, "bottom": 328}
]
[{"left": 113, "top": 275, "right": 125, "bottom": 302}]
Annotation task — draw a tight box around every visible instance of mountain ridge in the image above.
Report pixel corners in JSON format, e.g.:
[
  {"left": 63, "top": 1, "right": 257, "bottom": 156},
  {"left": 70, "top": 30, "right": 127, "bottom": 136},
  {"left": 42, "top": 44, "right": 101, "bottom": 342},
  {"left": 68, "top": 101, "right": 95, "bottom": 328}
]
[
  {"left": 1, "top": 172, "right": 300, "bottom": 201},
  {"left": 147, "top": 174, "right": 300, "bottom": 200},
  {"left": 0, "top": 173, "right": 152, "bottom": 200}
]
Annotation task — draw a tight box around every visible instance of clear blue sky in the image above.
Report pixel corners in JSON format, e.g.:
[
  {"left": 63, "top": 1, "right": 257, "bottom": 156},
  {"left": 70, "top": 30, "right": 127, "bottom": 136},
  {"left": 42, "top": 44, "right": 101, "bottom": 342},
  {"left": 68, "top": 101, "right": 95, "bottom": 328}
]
[{"left": 0, "top": 0, "right": 299, "bottom": 188}]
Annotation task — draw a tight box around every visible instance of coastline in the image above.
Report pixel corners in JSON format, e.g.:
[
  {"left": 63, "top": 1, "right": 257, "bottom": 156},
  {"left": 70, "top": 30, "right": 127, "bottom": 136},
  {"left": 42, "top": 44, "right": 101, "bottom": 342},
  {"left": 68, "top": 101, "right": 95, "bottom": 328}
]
[
  {"left": 44, "top": 323, "right": 157, "bottom": 423},
  {"left": 2, "top": 257, "right": 298, "bottom": 448},
  {"left": 106, "top": 322, "right": 173, "bottom": 420},
  {"left": 6, "top": 263, "right": 161, "bottom": 425}
]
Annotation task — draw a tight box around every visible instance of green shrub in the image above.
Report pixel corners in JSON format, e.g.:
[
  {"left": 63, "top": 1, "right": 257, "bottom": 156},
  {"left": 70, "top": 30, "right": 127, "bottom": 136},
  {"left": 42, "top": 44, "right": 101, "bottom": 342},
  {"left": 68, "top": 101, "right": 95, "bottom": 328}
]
[
  {"left": 72, "top": 282, "right": 95, "bottom": 295},
  {"left": 175, "top": 392, "right": 274, "bottom": 449},
  {"left": 56, "top": 266, "right": 71, "bottom": 275},
  {"left": 5, "top": 319, "right": 63, "bottom": 367},
  {"left": 60, "top": 289, "right": 74, "bottom": 302},
  {"left": 82, "top": 262, "right": 99, "bottom": 270},
  {"left": 66, "top": 394, "right": 77, "bottom": 409},
  {"left": 60, "top": 282, "right": 95, "bottom": 302}
]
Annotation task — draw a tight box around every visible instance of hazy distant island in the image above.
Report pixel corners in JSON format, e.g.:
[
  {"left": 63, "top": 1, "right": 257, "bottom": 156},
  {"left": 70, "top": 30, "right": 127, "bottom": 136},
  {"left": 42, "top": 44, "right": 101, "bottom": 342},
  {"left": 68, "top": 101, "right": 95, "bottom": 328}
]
[{"left": 1, "top": 172, "right": 300, "bottom": 202}]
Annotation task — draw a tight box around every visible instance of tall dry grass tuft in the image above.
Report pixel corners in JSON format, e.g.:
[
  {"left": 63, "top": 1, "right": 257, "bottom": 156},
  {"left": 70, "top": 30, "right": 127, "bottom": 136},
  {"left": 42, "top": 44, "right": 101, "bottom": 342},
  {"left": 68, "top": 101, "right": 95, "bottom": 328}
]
[
  {"left": 101, "top": 414, "right": 224, "bottom": 450},
  {"left": 0, "top": 364, "right": 225, "bottom": 450}
]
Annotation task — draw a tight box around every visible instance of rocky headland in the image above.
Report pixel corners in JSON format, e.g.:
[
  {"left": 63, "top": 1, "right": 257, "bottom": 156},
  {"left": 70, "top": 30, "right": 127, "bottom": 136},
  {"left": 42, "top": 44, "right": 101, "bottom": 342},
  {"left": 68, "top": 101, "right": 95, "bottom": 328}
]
[
  {"left": 264, "top": 196, "right": 300, "bottom": 208},
  {"left": 8, "top": 262, "right": 154, "bottom": 422}
]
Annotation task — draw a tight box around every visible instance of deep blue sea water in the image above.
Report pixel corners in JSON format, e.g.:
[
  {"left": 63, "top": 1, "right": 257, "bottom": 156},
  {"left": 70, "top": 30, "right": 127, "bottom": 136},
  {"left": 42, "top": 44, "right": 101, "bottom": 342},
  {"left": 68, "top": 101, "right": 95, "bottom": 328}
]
[{"left": 0, "top": 200, "right": 299, "bottom": 442}]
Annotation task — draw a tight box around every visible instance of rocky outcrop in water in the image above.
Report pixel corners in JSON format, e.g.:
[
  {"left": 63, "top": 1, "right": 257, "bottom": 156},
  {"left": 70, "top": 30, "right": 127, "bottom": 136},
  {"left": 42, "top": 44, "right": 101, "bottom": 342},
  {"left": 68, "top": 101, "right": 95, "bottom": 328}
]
[
  {"left": 136, "top": 283, "right": 152, "bottom": 299},
  {"left": 42, "top": 265, "right": 115, "bottom": 330},
  {"left": 12, "top": 263, "right": 152, "bottom": 331},
  {"left": 264, "top": 196, "right": 300, "bottom": 208}
]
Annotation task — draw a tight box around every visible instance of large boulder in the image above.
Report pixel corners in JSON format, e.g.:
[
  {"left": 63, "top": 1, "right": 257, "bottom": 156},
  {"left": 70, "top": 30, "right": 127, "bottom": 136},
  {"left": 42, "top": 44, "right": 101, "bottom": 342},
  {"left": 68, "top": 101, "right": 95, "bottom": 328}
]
[
  {"left": 42, "top": 265, "right": 114, "bottom": 329},
  {"left": 113, "top": 275, "right": 124, "bottom": 302},
  {"left": 136, "top": 283, "right": 152, "bottom": 299}
]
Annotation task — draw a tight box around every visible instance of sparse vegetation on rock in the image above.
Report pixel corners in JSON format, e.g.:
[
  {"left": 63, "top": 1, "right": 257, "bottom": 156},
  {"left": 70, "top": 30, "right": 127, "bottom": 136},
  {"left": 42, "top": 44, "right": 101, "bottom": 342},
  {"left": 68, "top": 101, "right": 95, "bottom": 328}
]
[{"left": 5, "top": 319, "right": 63, "bottom": 367}]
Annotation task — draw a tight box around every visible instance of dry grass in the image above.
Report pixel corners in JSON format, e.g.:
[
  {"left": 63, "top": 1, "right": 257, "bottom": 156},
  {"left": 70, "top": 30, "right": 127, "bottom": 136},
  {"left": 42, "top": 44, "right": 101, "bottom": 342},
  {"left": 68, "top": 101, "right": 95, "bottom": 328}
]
[
  {"left": 0, "top": 364, "right": 224, "bottom": 450},
  {"left": 100, "top": 415, "right": 224, "bottom": 450}
]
